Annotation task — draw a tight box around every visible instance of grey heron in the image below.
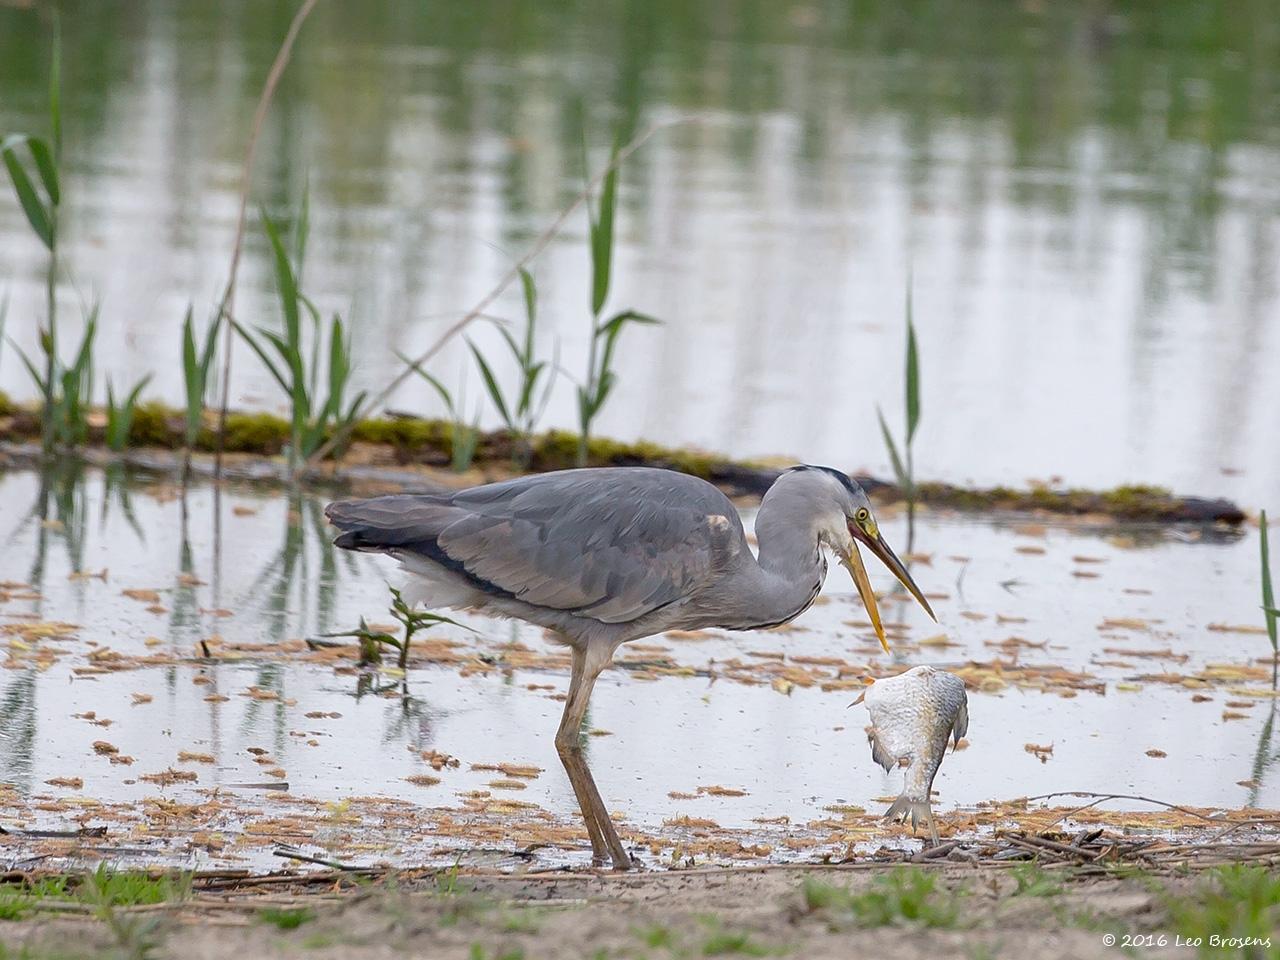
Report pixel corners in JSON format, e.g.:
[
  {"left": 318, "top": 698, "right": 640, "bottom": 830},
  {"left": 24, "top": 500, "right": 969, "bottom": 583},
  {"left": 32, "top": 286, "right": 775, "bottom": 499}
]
[{"left": 326, "top": 464, "right": 933, "bottom": 870}]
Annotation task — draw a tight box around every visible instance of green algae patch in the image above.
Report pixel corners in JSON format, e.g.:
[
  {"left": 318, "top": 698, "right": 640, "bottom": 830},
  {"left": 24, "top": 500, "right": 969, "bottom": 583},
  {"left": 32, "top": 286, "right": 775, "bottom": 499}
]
[
  {"left": 0, "top": 399, "right": 1245, "bottom": 523},
  {"left": 902, "top": 480, "right": 1237, "bottom": 523}
]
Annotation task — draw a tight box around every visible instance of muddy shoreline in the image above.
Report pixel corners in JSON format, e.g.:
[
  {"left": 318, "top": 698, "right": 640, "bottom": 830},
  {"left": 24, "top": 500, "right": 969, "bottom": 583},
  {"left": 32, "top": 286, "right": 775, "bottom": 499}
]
[{"left": 2, "top": 858, "right": 1278, "bottom": 959}]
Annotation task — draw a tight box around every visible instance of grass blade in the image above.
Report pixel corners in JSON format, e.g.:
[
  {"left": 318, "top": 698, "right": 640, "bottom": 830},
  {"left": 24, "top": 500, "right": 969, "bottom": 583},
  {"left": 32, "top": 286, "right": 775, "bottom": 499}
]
[
  {"left": 1262, "top": 510, "right": 1276, "bottom": 653},
  {"left": 2, "top": 139, "right": 54, "bottom": 250},
  {"left": 468, "top": 340, "right": 512, "bottom": 428},
  {"left": 261, "top": 210, "right": 301, "bottom": 362},
  {"left": 24, "top": 136, "right": 59, "bottom": 206},
  {"left": 13, "top": 344, "right": 46, "bottom": 393},
  {"left": 519, "top": 266, "right": 537, "bottom": 356},
  {"left": 905, "top": 284, "right": 920, "bottom": 445},
  {"left": 589, "top": 147, "right": 618, "bottom": 316},
  {"left": 396, "top": 350, "right": 454, "bottom": 412},
  {"left": 231, "top": 320, "right": 290, "bottom": 395},
  {"left": 876, "top": 405, "right": 909, "bottom": 491},
  {"left": 181, "top": 305, "right": 199, "bottom": 419}
]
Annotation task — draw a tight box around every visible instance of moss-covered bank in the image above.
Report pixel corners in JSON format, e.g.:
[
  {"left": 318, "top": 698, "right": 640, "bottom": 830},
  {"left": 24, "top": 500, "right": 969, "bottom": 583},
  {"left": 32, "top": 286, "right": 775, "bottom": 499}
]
[{"left": 0, "top": 399, "right": 1245, "bottom": 523}]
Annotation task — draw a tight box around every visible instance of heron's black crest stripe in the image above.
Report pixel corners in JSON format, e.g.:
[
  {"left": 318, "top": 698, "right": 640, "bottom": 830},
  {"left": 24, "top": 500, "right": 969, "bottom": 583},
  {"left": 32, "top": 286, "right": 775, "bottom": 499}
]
[{"left": 787, "top": 464, "right": 861, "bottom": 497}]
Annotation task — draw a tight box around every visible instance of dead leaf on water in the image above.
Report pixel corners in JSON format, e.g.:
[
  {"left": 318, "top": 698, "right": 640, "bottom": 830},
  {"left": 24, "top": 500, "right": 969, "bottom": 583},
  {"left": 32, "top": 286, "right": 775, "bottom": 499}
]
[
  {"left": 918, "top": 634, "right": 958, "bottom": 648},
  {"left": 421, "top": 751, "right": 458, "bottom": 770},
  {"left": 697, "top": 785, "right": 748, "bottom": 797},
  {"left": 471, "top": 762, "right": 541, "bottom": 779},
  {"left": 1098, "top": 618, "right": 1154, "bottom": 632},
  {"left": 664, "top": 815, "right": 719, "bottom": 829},
  {"left": 1146, "top": 749, "right": 1167, "bottom": 758},
  {"left": 45, "top": 777, "right": 83, "bottom": 789},
  {"left": 488, "top": 779, "right": 527, "bottom": 791},
  {"left": 1024, "top": 743, "right": 1053, "bottom": 762}
]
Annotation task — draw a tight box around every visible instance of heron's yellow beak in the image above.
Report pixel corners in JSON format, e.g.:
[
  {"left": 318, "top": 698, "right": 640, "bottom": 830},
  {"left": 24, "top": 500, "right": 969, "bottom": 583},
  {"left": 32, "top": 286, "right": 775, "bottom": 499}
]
[{"left": 843, "top": 526, "right": 936, "bottom": 653}]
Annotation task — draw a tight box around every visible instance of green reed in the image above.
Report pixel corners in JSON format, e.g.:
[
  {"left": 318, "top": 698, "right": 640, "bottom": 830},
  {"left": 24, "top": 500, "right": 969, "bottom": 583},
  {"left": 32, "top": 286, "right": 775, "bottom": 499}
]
[
  {"left": 232, "top": 207, "right": 366, "bottom": 472},
  {"left": 104, "top": 372, "right": 151, "bottom": 452},
  {"left": 876, "top": 280, "right": 922, "bottom": 544},
  {"left": 14, "top": 304, "right": 97, "bottom": 449},
  {"left": 399, "top": 351, "right": 481, "bottom": 472},
  {"left": 1261, "top": 510, "right": 1277, "bottom": 683},
  {"left": 3, "top": 23, "right": 66, "bottom": 451},
  {"left": 469, "top": 267, "right": 557, "bottom": 468},
  {"left": 326, "top": 585, "right": 468, "bottom": 671},
  {"left": 180, "top": 304, "right": 220, "bottom": 473},
  {"left": 576, "top": 142, "right": 660, "bottom": 467}
]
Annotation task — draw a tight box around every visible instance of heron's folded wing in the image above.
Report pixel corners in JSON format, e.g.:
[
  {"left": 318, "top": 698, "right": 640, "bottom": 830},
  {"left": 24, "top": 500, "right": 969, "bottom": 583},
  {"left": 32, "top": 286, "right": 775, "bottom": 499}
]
[{"left": 328, "top": 471, "right": 738, "bottom": 624}]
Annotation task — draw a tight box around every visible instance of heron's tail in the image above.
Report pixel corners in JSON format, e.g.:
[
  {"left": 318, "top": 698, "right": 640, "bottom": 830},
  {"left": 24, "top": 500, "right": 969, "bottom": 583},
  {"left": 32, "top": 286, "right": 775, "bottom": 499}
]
[
  {"left": 883, "top": 795, "right": 939, "bottom": 843},
  {"left": 324, "top": 496, "right": 447, "bottom": 552}
]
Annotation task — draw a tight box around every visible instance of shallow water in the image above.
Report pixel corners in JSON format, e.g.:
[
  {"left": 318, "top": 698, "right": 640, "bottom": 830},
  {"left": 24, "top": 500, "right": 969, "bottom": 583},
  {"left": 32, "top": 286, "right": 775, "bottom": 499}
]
[
  {"left": 1, "top": 465, "right": 1277, "bottom": 870},
  {"left": 2, "top": 2, "right": 1279, "bottom": 502}
]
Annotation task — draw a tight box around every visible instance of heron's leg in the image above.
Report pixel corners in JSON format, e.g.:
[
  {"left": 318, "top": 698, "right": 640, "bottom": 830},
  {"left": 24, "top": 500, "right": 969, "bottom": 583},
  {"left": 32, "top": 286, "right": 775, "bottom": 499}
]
[
  {"left": 555, "top": 646, "right": 608, "bottom": 863},
  {"left": 555, "top": 642, "right": 633, "bottom": 870}
]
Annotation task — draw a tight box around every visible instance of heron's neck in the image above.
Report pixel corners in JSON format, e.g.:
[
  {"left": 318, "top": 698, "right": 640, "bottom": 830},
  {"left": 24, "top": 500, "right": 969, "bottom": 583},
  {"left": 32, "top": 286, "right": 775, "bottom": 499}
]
[{"left": 730, "top": 505, "right": 826, "bottom": 630}]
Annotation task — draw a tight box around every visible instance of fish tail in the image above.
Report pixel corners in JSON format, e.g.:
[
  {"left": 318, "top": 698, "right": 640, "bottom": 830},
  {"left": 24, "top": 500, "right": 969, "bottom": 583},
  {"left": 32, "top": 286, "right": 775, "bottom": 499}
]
[{"left": 883, "top": 795, "right": 936, "bottom": 840}]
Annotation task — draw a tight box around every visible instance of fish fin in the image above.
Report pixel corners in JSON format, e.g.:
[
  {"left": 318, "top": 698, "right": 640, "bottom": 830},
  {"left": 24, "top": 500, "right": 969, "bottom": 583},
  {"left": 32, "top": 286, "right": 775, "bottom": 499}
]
[
  {"left": 867, "top": 729, "right": 896, "bottom": 772},
  {"left": 883, "top": 795, "right": 933, "bottom": 835},
  {"left": 952, "top": 700, "right": 969, "bottom": 747}
]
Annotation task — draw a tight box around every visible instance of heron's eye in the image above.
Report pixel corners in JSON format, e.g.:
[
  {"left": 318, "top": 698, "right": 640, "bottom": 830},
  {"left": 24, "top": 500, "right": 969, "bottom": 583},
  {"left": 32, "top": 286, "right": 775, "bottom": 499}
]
[{"left": 855, "top": 507, "right": 870, "bottom": 524}]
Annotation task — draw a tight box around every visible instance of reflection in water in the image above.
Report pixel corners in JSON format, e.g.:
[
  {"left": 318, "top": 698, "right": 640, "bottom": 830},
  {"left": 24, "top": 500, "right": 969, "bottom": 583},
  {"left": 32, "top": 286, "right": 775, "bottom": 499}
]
[
  {"left": 1249, "top": 704, "right": 1279, "bottom": 810},
  {"left": 1, "top": 2, "right": 1277, "bottom": 499},
  {"left": 0, "top": 672, "right": 37, "bottom": 792}
]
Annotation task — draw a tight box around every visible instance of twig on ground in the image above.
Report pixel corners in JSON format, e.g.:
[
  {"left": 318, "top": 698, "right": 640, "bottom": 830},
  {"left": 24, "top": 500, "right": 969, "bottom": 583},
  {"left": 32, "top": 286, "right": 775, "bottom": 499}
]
[
  {"left": 1019, "top": 791, "right": 1218, "bottom": 823},
  {"left": 272, "top": 848, "right": 357, "bottom": 871}
]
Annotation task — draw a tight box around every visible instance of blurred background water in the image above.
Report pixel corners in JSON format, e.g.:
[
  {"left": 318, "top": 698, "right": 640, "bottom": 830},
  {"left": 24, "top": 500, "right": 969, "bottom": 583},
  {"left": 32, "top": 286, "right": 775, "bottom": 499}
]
[{"left": 1, "top": 0, "right": 1278, "bottom": 500}]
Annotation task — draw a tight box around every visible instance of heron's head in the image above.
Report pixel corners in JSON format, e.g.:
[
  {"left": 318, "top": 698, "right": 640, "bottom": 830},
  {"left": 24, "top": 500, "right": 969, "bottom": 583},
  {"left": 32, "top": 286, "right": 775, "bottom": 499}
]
[{"left": 781, "top": 465, "right": 935, "bottom": 652}]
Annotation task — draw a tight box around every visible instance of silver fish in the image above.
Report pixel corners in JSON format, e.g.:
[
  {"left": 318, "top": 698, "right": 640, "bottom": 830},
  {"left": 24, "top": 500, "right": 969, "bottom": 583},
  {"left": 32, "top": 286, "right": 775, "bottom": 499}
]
[{"left": 860, "top": 664, "right": 968, "bottom": 843}]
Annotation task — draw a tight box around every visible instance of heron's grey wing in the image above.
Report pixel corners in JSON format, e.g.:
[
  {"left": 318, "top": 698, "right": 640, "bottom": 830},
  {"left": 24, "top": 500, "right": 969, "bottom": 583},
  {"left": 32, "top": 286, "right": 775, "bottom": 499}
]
[{"left": 326, "top": 468, "right": 742, "bottom": 624}]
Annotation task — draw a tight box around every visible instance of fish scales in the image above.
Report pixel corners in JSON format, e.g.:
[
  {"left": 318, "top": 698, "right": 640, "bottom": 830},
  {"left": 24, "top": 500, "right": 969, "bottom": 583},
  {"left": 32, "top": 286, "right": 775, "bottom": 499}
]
[{"left": 862, "top": 664, "right": 968, "bottom": 842}]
